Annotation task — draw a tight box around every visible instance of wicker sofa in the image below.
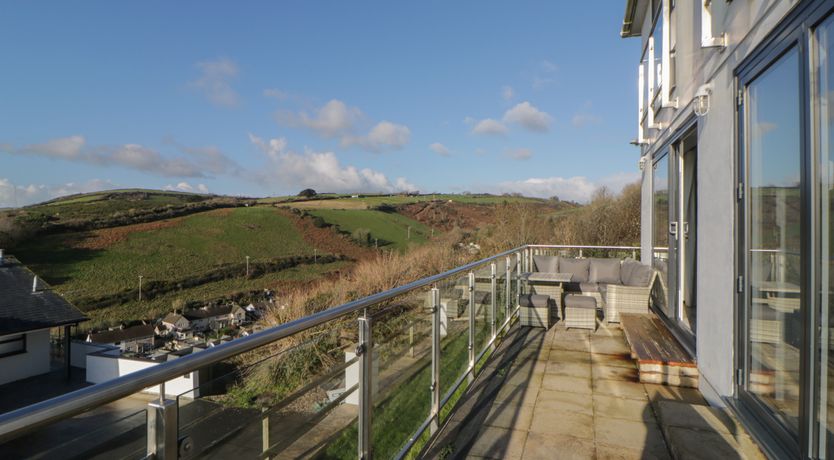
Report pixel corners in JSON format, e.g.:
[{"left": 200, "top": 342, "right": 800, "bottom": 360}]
[{"left": 530, "top": 255, "right": 656, "bottom": 323}]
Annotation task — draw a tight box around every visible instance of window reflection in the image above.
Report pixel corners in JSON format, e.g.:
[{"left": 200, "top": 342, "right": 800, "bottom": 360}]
[
  {"left": 747, "top": 47, "right": 801, "bottom": 432},
  {"left": 653, "top": 155, "right": 669, "bottom": 316}
]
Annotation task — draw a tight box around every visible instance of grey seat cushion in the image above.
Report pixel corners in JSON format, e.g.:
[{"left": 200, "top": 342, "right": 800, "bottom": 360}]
[
  {"left": 519, "top": 294, "right": 550, "bottom": 308},
  {"left": 533, "top": 255, "right": 559, "bottom": 273},
  {"left": 625, "top": 263, "right": 654, "bottom": 287},
  {"left": 590, "top": 258, "right": 621, "bottom": 284},
  {"left": 579, "top": 282, "right": 599, "bottom": 293},
  {"left": 564, "top": 295, "right": 597, "bottom": 309},
  {"left": 560, "top": 258, "right": 590, "bottom": 283}
]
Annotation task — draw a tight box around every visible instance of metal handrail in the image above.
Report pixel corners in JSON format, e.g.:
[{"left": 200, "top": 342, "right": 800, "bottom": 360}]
[
  {"left": 0, "top": 243, "right": 641, "bottom": 446},
  {"left": 0, "top": 245, "right": 522, "bottom": 442},
  {"left": 528, "top": 244, "right": 640, "bottom": 250}
]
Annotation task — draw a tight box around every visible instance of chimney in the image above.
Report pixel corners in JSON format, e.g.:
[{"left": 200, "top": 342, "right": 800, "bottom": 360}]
[{"left": 32, "top": 275, "right": 39, "bottom": 293}]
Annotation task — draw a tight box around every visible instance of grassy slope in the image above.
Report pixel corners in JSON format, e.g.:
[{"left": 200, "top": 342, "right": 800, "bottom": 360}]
[
  {"left": 269, "top": 194, "right": 544, "bottom": 209},
  {"left": 308, "top": 209, "right": 432, "bottom": 250},
  {"left": 14, "top": 207, "right": 314, "bottom": 302},
  {"left": 23, "top": 189, "right": 215, "bottom": 221}
]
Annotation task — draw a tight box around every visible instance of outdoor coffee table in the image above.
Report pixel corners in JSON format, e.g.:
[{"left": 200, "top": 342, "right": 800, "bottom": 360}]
[{"left": 521, "top": 272, "right": 572, "bottom": 320}]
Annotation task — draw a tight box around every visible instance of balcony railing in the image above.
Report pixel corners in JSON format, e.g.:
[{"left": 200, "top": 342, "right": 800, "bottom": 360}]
[{"left": 0, "top": 244, "right": 639, "bottom": 459}]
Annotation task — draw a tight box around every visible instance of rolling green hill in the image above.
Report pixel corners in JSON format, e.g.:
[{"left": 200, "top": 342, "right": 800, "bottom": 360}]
[{"left": 308, "top": 209, "right": 432, "bottom": 250}]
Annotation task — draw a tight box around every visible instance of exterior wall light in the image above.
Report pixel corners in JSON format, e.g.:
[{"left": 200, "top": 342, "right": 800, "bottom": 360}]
[
  {"left": 639, "top": 156, "right": 649, "bottom": 171},
  {"left": 694, "top": 84, "right": 712, "bottom": 116}
]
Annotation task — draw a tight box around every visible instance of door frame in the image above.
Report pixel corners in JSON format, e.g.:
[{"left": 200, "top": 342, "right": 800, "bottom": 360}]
[{"left": 650, "top": 118, "right": 698, "bottom": 353}]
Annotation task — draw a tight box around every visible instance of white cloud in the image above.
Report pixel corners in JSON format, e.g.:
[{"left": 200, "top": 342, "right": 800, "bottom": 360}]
[
  {"left": 492, "top": 171, "right": 641, "bottom": 202},
  {"left": 343, "top": 121, "right": 411, "bottom": 152},
  {"left": 540, "top": 60, "right": 557, "bottom": 73},
  {"left": 0, "top": 178, "right": 117, "bottom": 207},
  {"left": 429, "top": 142, "right": 451, "bottom": 157},
  {"left": 571, "top": 113, "right": 602, "bottom": 128},
  {"left": 501, "top": 85, "right": 515, "bottom": 101},
  {"left": 278, "top": 99, "right": 361, "bottom": 139},
  {"left": 2, "top": 136, "right": 228, "bottom": 178},
  {"left": 471, "top": 118, "right": 508, "bottom": 135},
  {"left": 504, "top": 148, "right": 533, "bottom": 161},
  {"left": 571, "top": 101, "right": 602, "bottom": 128},
  {"left": 163, "top": 182, "right": 209, "bottom": 194},
  {"left": 189, "top": 57, "right": 240, "bottom": 107},
  {"left": 474, "top": 148, "right": 487, "bottom": 156},
  {"left": 503, "top": 101, "right": 552, "bottom": 132},
  {"left": 278, "top": 99, "right": 410, "bottom": 152},
  {"left": 249, "top": 134, "right": 415, "bottom": 193}
]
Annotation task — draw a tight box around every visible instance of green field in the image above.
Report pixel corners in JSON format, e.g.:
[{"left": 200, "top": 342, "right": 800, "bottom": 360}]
[
  {"left": 308, "top": 209, "right": 432, "bottom": 250},
  {"left": 84, "top": 260, "right": 348, "bottom": 327},
  {"left": 14, "top": 207, "right": 315, "bottom": 303},
  {"left": 267, "top": 193, "right": 543, "bottom": 210}
]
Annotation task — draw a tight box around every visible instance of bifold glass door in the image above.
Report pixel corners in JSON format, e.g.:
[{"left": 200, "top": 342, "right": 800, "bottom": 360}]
[{"left": 651, "top": 133, "right": 697, "bottom": 345}]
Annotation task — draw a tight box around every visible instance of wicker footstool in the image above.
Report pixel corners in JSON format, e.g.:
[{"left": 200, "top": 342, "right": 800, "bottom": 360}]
[
  {"left": 564, "top": 295, "right": 597, "bottom": 330},
  {"left": 519, "top": 294, "right": 553, "bottom": 328}
]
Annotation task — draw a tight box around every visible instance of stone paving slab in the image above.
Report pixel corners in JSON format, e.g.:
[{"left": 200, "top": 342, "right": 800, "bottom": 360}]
[{"left": 424, "top": 322, "right": 765, "bottom": 460}]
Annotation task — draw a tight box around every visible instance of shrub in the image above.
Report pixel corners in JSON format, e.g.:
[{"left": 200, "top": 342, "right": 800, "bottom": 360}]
[
  {"left": 351, "top": 228, "right": 372, "bottom": 246},
  {"left": 311, "top": 216, "right": 327, "bottom": 228},
  {"left": 298, "top": 188, "right": 317, "bottom": 198}
]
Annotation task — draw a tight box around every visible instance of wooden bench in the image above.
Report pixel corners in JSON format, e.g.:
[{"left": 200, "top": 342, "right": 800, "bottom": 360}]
[{"left": 620, "top": 313, "right": 698, "bottom": 388}]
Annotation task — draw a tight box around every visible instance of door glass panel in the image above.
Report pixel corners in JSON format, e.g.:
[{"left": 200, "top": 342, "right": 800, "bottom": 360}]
[
  {"left": 817, "top": 15, "right": 834, "bottom": 454},
  {"left": 681, "top": 135, "right": 698, "bottom": 335},
  {"left": 652, "top": 154, "right": 671, "bottom": 317},
  {"left": 747, "top": 47, "right": 802, "bottom": 432}
]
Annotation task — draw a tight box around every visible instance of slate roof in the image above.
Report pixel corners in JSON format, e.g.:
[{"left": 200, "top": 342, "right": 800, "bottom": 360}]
[
  {"left": 88, "top": 324, "right": 155, "bottom": 344},
  {"left": 162, "top": 312, "right": 188, "bottom": 325},
  {"left": 0, "top": 255, "right": 88, "bottom": 336}
]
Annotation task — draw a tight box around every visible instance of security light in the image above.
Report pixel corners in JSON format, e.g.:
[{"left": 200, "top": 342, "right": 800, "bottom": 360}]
[{"left": 694, "top": 84, "right": 712, "bottom": 116}]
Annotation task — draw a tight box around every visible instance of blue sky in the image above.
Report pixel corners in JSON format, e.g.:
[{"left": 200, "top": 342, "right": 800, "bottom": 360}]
[{"left": 0, "top": 1, "right": 639, "bottom": 206}]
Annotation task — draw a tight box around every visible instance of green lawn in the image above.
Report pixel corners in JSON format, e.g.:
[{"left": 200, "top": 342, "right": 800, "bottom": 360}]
[
  {"left": 14, "top": 207, "right": 314, "bottom": 303},
  {"left": 308, "top": 209, "right": 433, "bottom": 251}
]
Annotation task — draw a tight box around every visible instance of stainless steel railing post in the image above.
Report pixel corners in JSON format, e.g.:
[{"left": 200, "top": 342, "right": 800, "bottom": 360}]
[
  {"left": 516, "top": 252, "right": 522, "bottom": 311},
  {"left": 505, "top": 256, "right": 511, "bottom": 322},
  {"left": 146, "top": 398, "right": 177, "bottom": 460},
  {"left": 467, "top": 272, "right": 475, "bottom": 383},
  {"left": 430, "top": 287, "right": 441, "bottom": 434},
  {"left": 490, "top": 262, "right": 497, "bottom": 342},
  {"left": 357, "top": 316, "right": 372, "bottom": 460}
]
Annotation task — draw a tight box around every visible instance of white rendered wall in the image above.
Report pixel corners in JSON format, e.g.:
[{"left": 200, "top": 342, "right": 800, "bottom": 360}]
[
  {"left": 86, "top": 353, "right": 199, "bottom": 398},
  {"left": 636, "top": 0, "right": 798, "bottom": 405},
  {"left": 0, "top": 329, "right": 50, "bottom": 386}
]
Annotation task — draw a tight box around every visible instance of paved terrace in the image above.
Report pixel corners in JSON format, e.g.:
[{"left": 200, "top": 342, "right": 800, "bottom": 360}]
[{"left": 425, "top": 322, "right": 765, "bottom": 460}]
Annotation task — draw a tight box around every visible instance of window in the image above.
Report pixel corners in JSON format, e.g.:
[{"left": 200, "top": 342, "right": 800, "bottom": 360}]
[
  {"left": 652, "top": 154, "right": 670, "bottom": 315},
  {"left": 0, "top": 334, "right": 27, "bottom": 358},
  {"left": 701, "top": 0, "right": 726, "bottom": 48}
]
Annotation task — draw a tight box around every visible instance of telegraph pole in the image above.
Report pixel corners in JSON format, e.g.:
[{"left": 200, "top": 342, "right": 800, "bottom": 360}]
[
  {"left": 246, "top": 256, "right": 250, "bottom": 277},
  {"left": 138, "top": 275, "right": 143, "bottom": 301}
]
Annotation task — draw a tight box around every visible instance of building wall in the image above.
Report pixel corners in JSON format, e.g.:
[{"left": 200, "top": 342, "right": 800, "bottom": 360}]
[
  {"left": 634, "top": 0, "right": 798, "bottom": 404},
  {"left": 86, "top": 353, "right": 200, "bottom": 398},
  {"left": 0, "top": 329, "right": 51, "bottom": 386}
]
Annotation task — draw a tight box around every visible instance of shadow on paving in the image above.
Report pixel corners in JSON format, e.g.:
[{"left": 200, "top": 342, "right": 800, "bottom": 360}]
[
  {"left": 423, "top": 325, "right": 545, "bottom": 459},
  {"left": 422, "top": 319, "right": 761, "bottom": 460}
]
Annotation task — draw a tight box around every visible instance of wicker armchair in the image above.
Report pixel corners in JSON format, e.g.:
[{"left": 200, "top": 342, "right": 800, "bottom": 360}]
[{"left": 604, "top": 271, "right": 657, "bottom": 323}]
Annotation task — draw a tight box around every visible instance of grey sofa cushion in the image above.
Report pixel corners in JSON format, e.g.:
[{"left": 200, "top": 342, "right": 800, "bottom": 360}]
[
  {"left": 519, "top": 294, "right": 550, "bottom": 308},
  {"left": 620, "top": 259, "right": 639, "bottom": 285},
  {"left": 533, "top": 255, "right": 559, "bottom": 273},
  {"left": 560, "top": 258, "right": 590, "bottom": 283},
  {"left": 589, "top": 258, "right": 621, "bottom": 284},
  {"left": 564, "top": 295, "right": 597, "bottom": 309},
  {"left": 625, "top": 263, "right": 654, "bottom": 287}
]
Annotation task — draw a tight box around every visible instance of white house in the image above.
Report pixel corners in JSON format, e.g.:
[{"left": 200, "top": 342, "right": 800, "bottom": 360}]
[
  {"left": 0, "top": 252, "right": 87, "bottom": 386},
  {"left": 86, "top": 324, "right": 155, "bottom": 354},
  {"left": 622, "top": 0, "right": 834, "bottom": 456},
  {"left": 183, "top": 304, "right": 247, "bottom": 332}
]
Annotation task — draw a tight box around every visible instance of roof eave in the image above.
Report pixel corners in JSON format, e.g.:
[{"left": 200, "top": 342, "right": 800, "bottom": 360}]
[{"left": 620, "top": 0, "right": 642, "bottom": 38}]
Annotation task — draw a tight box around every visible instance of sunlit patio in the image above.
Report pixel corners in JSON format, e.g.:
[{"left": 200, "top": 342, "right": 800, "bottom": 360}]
[{"left": 425, "top": 320, "right": 766, "bottom": 460}]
